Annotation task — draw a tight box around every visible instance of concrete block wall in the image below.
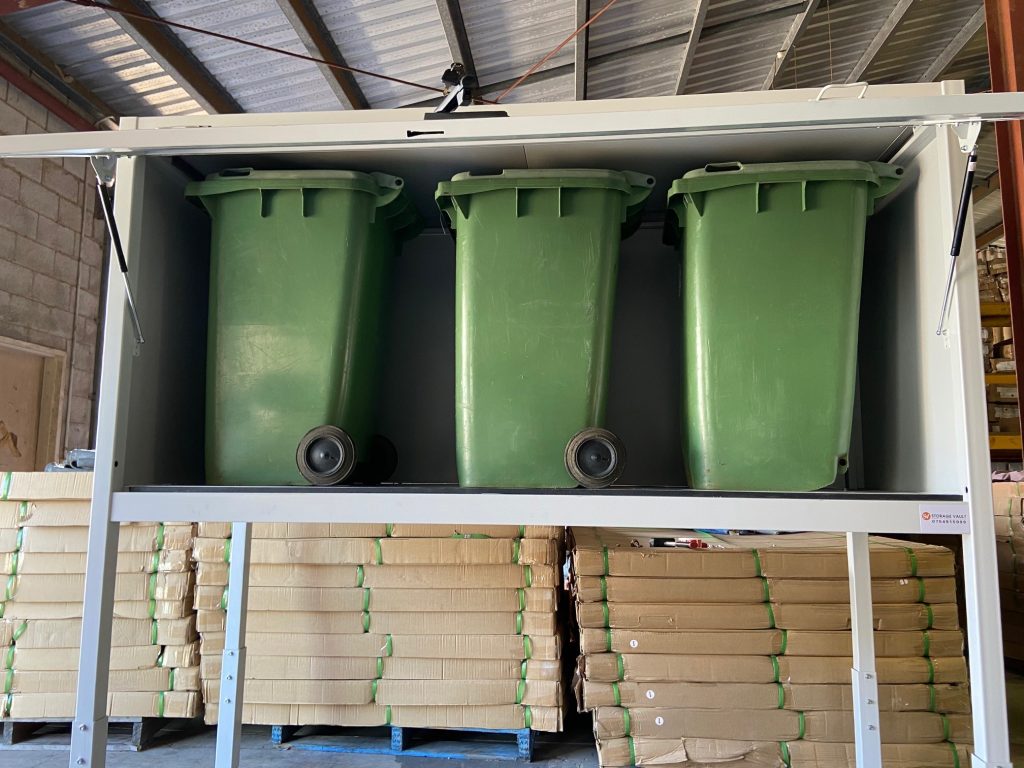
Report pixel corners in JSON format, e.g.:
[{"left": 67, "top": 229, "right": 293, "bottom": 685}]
[{"left": 0, "top": 75, "right": 107, "bottom": 453}]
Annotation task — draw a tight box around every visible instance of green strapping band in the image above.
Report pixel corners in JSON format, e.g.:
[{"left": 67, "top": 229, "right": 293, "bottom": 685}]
[
  {"left": 602, "top": 602, "right": 610, "bottom": 628},
  {"left": 627, "top": 736, "right": 636, "bottom": 767},
  {"left": 600, "top": 576, "right": 608, "bottom": 602},
  {"left": 150, "top": 551, "right": 160, "bottom": 574},
  {"left": 923, "top": 630, "right": 931, "bottom": 658},
  {"left": 512, "top": 539, "right": 521, "bottom": 564},
  {"left": 515, "top": 612, "right": 523, "bottom": 634},
  {"left": 15, "top": 528, "right": 22, "bottom": 551},
  {"left": 516, "top": 679, "right": 525, "bottom": 704},
  {"left": 3, "top": 668, "right": 11, "bottom": 694},
  {"left": 0, "top": 603, "right": 4, "bottom": 619},
  {"left": 151, "top": 620, "right": 158, "bottom": 645},
  {"left": 926, "top": 604, "right": 934, "bottom": 629},
  {"left": 363, "top": 588, "right": 371, "bottom": 612},
  {"left": 766, "top": 603, "right": 776, "bottom": 629},
  {"left": 622, "top": 708, "right": 631, "bottom": 737},
  {"left": 157, "top": 651, "right": 165, "bottom": 668},
  {"left": 779, "top": 629, "right": 788, "bottom": 655},
  {"left": 3, "top": 693, "right": 12, "bottom": 718},
  {"left": 0, "top": 472, "right": 11, "bottom": 501},
  {"left": 927, "top": 657, "right": 936, "bottom": 685},
  {"left": 776, "top": 683, "right": 785, "bottom": 709},
  {"left": 524, "top": 565, "right": 532, "bottom": 588},
  {"left": 929, "top": 684, "right": 937, "bottom": 712},
  {"left": 221, "top": 587, "right": 229, "bottom": 611},
  {"left": 602, "top": 547, "right": 609, "bottom": 576},
  {"left": 384, "top": 634, "right": 393, "bottom": 657},
  {"left": 372, "top": 679, "right": 378, "bottom": 702},
  {"left": 517, "top": 588, "right": 526, "bottom": 612},
  {"left": 616, "top": 654, "right": 624, "bottom": 681},
  {"left": 612, "top": 681, "right": 621, "bottom": 706},
  {"left": 374, "top": 539, "right": 383, "bottom": 565},
  {"left": 377, "top": 657, "right": 384, "bottom": 678},
  {"left": 779, "top": 741, "right": 792, "bottom": 767},
  {"left": 523, "top": 635, "right": 532, "bottom": 660},
  {"left": 156, "top": 523, "right": 165, "bottom": 551},
  {"left": 362, "top": 611, "right": 371, "bottom": 633},
  {"left": 523, "top": 705, "right": 532, "bottom": 729},
  {"left": 949, "top": 741, "right": 960, "bottom": 768},
  {"left": 156, "top": 691, "right": 165, "bottom": 718},
  {"left": 6, "top": 574, "right": 15, "bottom": 601},
  {"left": 917, "top": 578, "right": 926, "bottom": 603},
  {"left": 520, "top": 660, "right": 527, "bottom": 680},
  {"left": 148, "top": 572, "right": 157, "bottom": 600},
  {"left": 357, "top": 565, "right": 365, "bottom": 587},
  {"left": 17, "top": 501, "right": 27, "bottom": 520},
  {"left": 605, "top": 629, "right": 612, "bottom": 653},
  {"left": 518, "top": 526, "right": 525, "bottom": 538},
  {"left": 905, "top": 547, "right": 919, "bottom": 577},
  {"left": 385, "top": 523, "right": 394, "bottom": 537},
  {"left": 8, "top": 552, "right": 16, "bottom": 577},
  {"left": 760, "top": 577, "right": 770, "bottom": 603},
  {"left": 168, "top": 667, "right": 176, "bottom": 691},
  {"left": 11, "top": 621, "right": 25, "bottom": 643},
  {"left": 941, "top": 714, "right": 950, "bottom": 741},
  {"left": 771, "top": 655, "right": 780, "bottom": 683},
  {"left": 752, "top": 549, "right": 763, "bottom": 577},
  {"left": 148, "top": 599, "right": 156, "bottom": 619},
  {"left": 796, "top": 711, "right": 805, "bottom": 740},
  {"left": 223, "top": 537, "right": 231, "bottom": 564},
  {"left": 385, "top": 705, "right": 392, "bottom": 725}
]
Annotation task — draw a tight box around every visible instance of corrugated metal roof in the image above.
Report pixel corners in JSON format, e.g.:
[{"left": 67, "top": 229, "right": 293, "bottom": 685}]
[
  {"left": 864, "top": 0, "right": 984, "bottom": 83},
  {"left": 974, "top": 190, "right": 1002, "bottom": 237},
  {"left": 4, "top": 1, "right": 203, "bottom": 116},
  {"left": 773, "top": 0, "right": 902, "bottom": 89},
  {"left": 146, "top": 0, "right": 339, "bottom": 112},
  {"left": 313, "top": 0, "right": 452, "bottom": 109},
  {"left": 939, "top": 23, "right": 990, "bottom": 92},
  {"left": 687, "top": 8, "right": 797, "bottom": 93}
]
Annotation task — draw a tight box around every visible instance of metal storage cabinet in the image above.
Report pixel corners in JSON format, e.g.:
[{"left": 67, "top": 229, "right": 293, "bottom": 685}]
[{"left": 0, "top": 82, "right": 1021, "bottom": 768}]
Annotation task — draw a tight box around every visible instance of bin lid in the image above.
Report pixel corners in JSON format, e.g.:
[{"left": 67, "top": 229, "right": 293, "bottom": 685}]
[
  {"left": 186, "top": 168, "right": 404, "bottom": 198},
  {"left": 667, "top": 161, "right": 903, "bottom": 198},
  {"left": 436, "top": 168, "right": 655, "bottom": 197}
]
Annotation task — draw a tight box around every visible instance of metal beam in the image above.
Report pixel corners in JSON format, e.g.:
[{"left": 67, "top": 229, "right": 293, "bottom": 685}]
[
  {"left": 675, "top": 0, "right": 709, "bottom": 95},
  {"left": 762, "top": 0, "right": 821, "bottom": 90},
  {"left": 574, "top": 0, "right": 589, "bottom": 100},
  {"left": 921, "top": 6, "right": 986, "bottom": 82},
  {"left": 846, "top": 0, "right": 914, "bottom": 83},
  {"left": 104, "top": 0, "right": 241, "bottom": 114},
  {"left": 977, "top": 223, "right": 1005, "bottom": 248},
  {"left": 973, "top": 171, "right": 1000, "bottom": 203},
  {"left": 274, "top": 0, "right": 368, "bottom": 110},
  {"left": 0, "top": 19, "right": 118, "bottom": 128},
  {"left": 435, "top": 0, "right": 474, "bottom": 74}
]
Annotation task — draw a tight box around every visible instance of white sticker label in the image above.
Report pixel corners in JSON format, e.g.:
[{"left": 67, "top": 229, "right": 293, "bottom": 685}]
[
  {"left": 654, "top": 716, "right": 664, "bottom": 726},
  {"left": 918, "top": 503, "right": 970, "bottom": 533},
  {"left": 629, "top": 639, "right": 639, "bottom": 649},
  {"left": 646, "top": 690, "right": 655, "bottom": 700}
]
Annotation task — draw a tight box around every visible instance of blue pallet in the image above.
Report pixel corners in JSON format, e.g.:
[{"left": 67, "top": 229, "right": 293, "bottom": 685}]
[{"left": 270, "top": 724, "right": 535, "bottom": 761}]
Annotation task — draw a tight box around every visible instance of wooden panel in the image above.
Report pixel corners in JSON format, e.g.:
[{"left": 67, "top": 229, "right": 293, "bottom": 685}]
[{"left": 0, "top": 345, "right": 44, "bottom": 471}]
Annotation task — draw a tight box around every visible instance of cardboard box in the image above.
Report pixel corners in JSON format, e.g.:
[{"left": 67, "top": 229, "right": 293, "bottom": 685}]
[
  {"left": 5, "top": 499, "right": 91, "bottom": 526},
  {"left": 197, "top": 522, "right": 387, "bottom": 539},
  {"left": 173, "top": 666, "right": 201, "bottom": 691},
  {"left": 205, "top": 678, "right": 374, "bottom": 705},
  {"left": 784, "top": 683, "right": 970, "bottom": 713},
  {"left": 773, "top": 603, "right": 960, "bottom": 631},
  {"left": 767, "top": 577, "right": 955, "bottom": 605},
  {"left": 8, "top": 667, "right": 171, "bottom": 694},
  {"left": 5, "top": 645, "right": 160, "bottom": 671},
  {"left": 227, "top": 586, "right": 559, "bottom": 613},
  {"left": 786, "top": 742, "right": 971, "bottom": 768},
  {"left": 575, "top": 576, "right": 766, "bottom": 604},
  {"left": 159, "top": 642, "right": 200, "bottom": 668},
  {"left": 0, "top": 471, "right": 93, "bottom": 501},
  {"left": 577, "top": 602, "right": 774, "bottom": 631},
  {"left": 988, "top": 384, "right": 1019, "bottom": 403},
  {"left": 210, "top": 655, "right": 561, "bottom": 682},
  {"left": 228, "top": 610, "right": 557, "bottom": 637},
  {"left": 801, "top": 710, "right": 971, "bottom": 743},
  {"left": 7, "top": 691, "right": 199, "bottom": 719},
  {"left": 595, "top": 737, "right": 779, "bottom": 768},
  {"left": 387, "top": 525, "right": 563, "bottom": 540},
  {"left": 19, "top": 525, "right": 164, "bottom": 553},
  {"left": 777, "top": 656, "right": 968, "bottom": 685},
  {"left": 579, "top": 628, "right": 783, "bottom": 656},
  {"left": 155, "top": 615, "right": 197, "bottom": 646},
  {"left": 783, "top": 629, "right": 963, "bottom": 657},
  {"left": 5, "top": 549, "right": 190, "bottom": 575},
  {"left": 374, "top": 679, "right": 562, "bottom": 707},
  {"left": 2, "top": 618, "right": 155, "bottom": 648}
]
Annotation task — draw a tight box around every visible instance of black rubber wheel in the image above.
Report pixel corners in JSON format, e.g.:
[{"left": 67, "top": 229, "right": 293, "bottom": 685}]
[
  {"left": 353, "top": 434, "right": 399, "bottom": 485},
  {"left": 296, "top": 425, "right": 357, "bottom": 486},
  {"left": 565, "top": 427, "right": 625, "bottom": 489}
]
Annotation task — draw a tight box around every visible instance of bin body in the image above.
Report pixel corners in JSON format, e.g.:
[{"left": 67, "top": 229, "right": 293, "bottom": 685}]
[
  {"left": 667, "top": 161, "right": 902, "bottom": 491},
  {"left": 437, "top": 170, "right": 653, "bottom": 488},
  {"left": 187, "top": 170, "right": 419, "bottom": 485}
]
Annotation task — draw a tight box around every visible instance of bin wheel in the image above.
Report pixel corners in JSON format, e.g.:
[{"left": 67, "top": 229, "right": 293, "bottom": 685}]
[
  {"left": 296, "top": 425, "right": 357, "bottom": 486},
  {"left": 353, "top": 434, "right": 399, "bottom": 485},
  {"left": 565, "top": 428, "right": 625, "bottom": 489}
]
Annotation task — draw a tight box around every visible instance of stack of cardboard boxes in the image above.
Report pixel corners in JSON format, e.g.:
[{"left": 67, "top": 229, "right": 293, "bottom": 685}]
[
  {"left": 992, "top": 481, "right": 1024, "bottom": 663},
  {"left": 570, "top": 528, "right": 972, "bottom": 768},
  {"left": 977, "top": 245, "right": 1010, "bottom": 307},
  {"left": 978, "top": 245, "right": 1019, "bottom": 440},
  {"left": 193, "top": 523, "right": 566, "bottom": 731},
  {"left": 0, "top": 472, "right": 200, "bottom": 719}
]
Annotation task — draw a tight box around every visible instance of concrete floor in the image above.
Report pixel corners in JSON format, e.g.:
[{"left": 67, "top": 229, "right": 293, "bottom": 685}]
[{"left": 3, "top": 676, "right": 1023, "bottom": 767}]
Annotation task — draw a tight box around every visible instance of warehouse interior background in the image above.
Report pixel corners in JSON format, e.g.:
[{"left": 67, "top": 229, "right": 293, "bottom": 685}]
[{"left": 0, "top": 0, "right": 1023, "bottom": 766}]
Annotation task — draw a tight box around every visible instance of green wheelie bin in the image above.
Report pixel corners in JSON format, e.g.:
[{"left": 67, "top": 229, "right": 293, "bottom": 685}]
[
  {"left": 187, "top": 169, "right": 421, "bottom": 486},
  {"left": 666, "top": 161, "right": 903, "bottom": 491},
  {"left": 436, "top": 169, "right": 655, "bottom": 489}
]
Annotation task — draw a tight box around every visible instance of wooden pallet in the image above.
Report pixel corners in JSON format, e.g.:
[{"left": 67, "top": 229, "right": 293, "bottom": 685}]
[
  {"left": 1, "top": 717, "right": 191, "bottom": 751},
  {"left": 270, "top": 724, "right": 536, "bottom": 761}
]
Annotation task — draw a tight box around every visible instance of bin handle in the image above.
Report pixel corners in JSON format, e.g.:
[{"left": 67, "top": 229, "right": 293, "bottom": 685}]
[
  {"left": 703, "top": 162, "right": 744, "bottom": 174},
  {"left": 812, "top": 82, "right": 869, "bottom": 102}
]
